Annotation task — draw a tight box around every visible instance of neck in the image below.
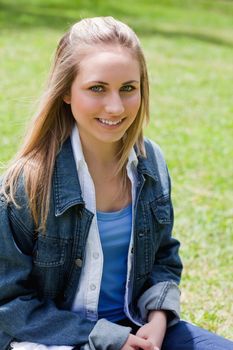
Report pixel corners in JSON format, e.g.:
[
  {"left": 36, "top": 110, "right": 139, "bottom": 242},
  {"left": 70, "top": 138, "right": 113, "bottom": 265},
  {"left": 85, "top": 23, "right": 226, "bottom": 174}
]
[
  {"left": 77, "top": 131, "right": 130, "bottom": 212},
  {"left": 79, "top": 135, "right": 122, "bottom": 167}
]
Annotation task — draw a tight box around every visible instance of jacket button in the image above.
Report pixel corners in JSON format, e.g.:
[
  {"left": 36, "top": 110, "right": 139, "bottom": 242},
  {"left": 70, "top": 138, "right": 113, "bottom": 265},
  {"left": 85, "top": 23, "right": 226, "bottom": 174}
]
[
  {"left": 93, "top": 252, "right": 99, "bottom": 259},
  {"left": 90, "top": 283, "right": 96, "bottom": 291},
  {"left": 75, "top": 258, "right": 83, "bottom": 268}
]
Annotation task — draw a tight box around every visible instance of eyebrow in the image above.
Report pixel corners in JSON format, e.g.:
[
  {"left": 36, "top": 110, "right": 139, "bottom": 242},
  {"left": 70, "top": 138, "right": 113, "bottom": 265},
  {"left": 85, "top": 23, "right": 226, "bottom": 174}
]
[{"left": 89, "top": 80, "right": 140, "bottom": 85}]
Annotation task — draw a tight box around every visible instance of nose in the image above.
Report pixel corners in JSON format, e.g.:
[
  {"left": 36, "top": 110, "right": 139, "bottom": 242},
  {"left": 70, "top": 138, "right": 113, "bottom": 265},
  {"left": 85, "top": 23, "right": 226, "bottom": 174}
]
[{"left": 104, "top": 92, "right": 125, "bottom": 115}]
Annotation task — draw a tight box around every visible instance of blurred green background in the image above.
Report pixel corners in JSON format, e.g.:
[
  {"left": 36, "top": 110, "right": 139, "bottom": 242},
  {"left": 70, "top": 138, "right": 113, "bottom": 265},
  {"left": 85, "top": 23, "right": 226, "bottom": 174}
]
[{"left": 0, "top": 0, "right": 233, "bottom": 340}]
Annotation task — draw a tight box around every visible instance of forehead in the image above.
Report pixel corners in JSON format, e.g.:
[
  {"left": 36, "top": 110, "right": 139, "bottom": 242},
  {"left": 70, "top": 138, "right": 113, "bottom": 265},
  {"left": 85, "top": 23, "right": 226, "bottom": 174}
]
[{"left": 77, "top": 45, "right": 140, "bottom": 82}]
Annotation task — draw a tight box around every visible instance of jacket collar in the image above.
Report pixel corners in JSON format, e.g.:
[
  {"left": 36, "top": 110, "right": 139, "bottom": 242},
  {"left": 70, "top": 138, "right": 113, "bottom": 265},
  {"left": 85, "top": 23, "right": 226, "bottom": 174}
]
[
  {"left": 137, "top": 155, "right": 159, "bottom": 181},
  {"left": 53, "top": 137, "right": 85, "bottom": 216},
  {"left": 53, "top": 136, "right": 158, "bottom": 216},
  {"left": 135, "top": 139, "right": 159, "bottom": 183}
]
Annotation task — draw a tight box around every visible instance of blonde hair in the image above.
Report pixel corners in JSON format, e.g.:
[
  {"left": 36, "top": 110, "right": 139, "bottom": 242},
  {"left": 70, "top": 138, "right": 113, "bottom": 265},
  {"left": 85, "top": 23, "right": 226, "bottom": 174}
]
[{"left": 1, "top": 16, "right": 149, "bottom": 231}]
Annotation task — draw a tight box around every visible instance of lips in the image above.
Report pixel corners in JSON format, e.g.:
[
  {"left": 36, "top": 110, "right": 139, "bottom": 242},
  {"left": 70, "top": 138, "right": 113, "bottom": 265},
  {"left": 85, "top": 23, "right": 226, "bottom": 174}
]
[{"left": 97, "top": 118, "right": 123, "bottom": 126}]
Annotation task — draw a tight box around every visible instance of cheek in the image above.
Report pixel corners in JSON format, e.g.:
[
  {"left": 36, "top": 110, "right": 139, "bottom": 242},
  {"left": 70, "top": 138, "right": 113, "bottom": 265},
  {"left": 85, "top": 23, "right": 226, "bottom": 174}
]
[
  {"left": 127, "top": 94, "right": 141, "bottom": 114},
  {"left": 71, "top": 95, "right": 101, "bottom": 116}
]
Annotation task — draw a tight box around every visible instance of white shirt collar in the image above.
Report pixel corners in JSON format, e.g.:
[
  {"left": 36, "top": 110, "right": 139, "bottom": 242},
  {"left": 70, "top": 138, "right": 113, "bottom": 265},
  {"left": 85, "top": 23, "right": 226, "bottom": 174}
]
[
  {"left": 127, "top": 144, "right": 138, "bottom": 169},
  {"left": 70, "top": 125, "right": 86, "bottom": 169}
]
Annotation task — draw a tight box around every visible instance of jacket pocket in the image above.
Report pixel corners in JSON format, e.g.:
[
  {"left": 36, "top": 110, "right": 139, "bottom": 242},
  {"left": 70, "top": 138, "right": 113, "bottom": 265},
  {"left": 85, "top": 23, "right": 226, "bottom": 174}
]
[
  {"left": 32, "top": 236, "right": 68, "bottom": 298},
  {"left": 151, "top": 196, "right": 172, "bottom": 225},
  {"left": 147, "top": 197, "right": 173, "bottom": 266},
  {"left": 135, "top": 198, "right": 171, "bottom": 279},
  {"left": 33, "top": 236, "right": 66, "bottom": 267}
]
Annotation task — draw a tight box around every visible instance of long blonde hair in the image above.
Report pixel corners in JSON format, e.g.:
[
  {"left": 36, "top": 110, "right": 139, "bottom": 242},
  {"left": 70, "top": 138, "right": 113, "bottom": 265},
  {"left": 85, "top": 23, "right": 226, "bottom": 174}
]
[{"left": 1, "top": 16, "right": 149, "bottom": 231}]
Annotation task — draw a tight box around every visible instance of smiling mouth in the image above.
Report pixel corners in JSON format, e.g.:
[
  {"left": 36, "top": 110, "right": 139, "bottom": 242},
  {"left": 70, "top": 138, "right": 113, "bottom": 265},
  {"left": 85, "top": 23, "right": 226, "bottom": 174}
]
[{"left": 97, "top": 118, "right": 123, "bottom": 126}]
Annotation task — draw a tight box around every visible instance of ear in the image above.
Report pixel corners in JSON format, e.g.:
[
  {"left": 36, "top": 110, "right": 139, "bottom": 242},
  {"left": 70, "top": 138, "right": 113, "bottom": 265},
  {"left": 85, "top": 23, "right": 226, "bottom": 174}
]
[{"left": 63, "top": 94, "right": 71, "bottom": 104}]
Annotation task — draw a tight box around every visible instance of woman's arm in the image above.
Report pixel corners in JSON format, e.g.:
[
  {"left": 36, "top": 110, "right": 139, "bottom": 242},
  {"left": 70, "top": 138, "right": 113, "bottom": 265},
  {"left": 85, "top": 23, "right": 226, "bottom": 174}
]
[
  {"left": 0, "top": 197, "right": 131, "bottom": 350},
  {"left": 136, "top": 140, "right": 183, "bottom": 327},
  {"left": 136, "top": 310, "right": 167, "bottom": 350},
  {"left": 0, "top": 201, "right": 94, "bottom": 346}
]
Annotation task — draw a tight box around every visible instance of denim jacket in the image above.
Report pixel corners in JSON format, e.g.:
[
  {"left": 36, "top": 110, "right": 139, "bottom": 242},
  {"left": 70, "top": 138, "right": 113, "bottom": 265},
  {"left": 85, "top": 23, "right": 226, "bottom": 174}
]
[{"left": 0, "top": 138, "right": 182, "bottom": 350}]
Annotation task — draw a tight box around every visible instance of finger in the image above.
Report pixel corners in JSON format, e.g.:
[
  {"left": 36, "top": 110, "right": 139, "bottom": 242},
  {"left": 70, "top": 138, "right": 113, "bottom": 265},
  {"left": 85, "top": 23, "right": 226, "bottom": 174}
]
[
  {"left": 147, "top": 336, "right": 160, "bottom": 350},
  {"left": 131, "top": 337, "right": 154, "bottom": 350},
  {"left": 135, "top": 329, "right": 145, "bottom": 338},
  {"left": 135, "top": 326, "right": 149, "bottom": 339}
]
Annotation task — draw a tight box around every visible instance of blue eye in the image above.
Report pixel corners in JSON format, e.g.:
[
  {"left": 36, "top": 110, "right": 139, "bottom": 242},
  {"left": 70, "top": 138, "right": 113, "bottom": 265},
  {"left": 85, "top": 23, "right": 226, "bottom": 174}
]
[
  {"left": 89, "top": 85, "right": 104, "bottom": 92},
  {"left": 121, "top": 85, "right": 135, "bottom": 92}
]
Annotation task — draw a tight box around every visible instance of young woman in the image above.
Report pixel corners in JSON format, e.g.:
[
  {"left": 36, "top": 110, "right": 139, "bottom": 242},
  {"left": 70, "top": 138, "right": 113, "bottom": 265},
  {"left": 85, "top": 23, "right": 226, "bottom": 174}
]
[{"left": 0, "top": 16, "right": 232, "bottom": 350}]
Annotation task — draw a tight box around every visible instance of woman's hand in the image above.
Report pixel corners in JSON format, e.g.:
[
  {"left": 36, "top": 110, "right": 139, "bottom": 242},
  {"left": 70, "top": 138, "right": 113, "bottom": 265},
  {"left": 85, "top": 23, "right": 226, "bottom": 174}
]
[
  {"left": 135, "top": 310, "right": 167, "bottom": 350},
  {"left": 120, "top": 333, "right": 155, "bottom": 350}
]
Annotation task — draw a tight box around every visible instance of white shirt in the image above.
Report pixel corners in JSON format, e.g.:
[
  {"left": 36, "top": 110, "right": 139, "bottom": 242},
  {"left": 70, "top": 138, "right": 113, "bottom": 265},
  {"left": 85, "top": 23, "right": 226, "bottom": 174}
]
[{"left": 12, "top": 126, "right": 139, "bottom": 349}]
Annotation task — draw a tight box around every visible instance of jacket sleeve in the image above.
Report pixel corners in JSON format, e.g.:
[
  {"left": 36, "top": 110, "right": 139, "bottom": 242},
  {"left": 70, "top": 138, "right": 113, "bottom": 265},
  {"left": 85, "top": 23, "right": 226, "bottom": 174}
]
[
  {"left": 10, "top": 342, "right": 73, "bottom": 349},
  {"left": 0, "top": 194, "right": 93, "bottom": 347},
  {"left": 0, "top": 194, "right": 130, "bottom": 350},
  {"left": 137, "top": 140, "right": 183, "bottom": 327},
  {"left": 10, "top": 319, "right": 131, "bottom": 350}
]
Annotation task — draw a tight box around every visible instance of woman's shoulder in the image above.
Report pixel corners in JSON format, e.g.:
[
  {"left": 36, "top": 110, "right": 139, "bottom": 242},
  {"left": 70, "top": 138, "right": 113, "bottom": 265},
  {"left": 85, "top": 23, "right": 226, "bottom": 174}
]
[
  {"left": 143, "top": 137, "right": 168, "bottom": 167},
  {"left": 140, "top": 138, "right": 171, "bottom": 196},
  {"left": 0, "top": 171, "right": 33, "bottom": 227},
  {"left": 0, "top": 171, "right": 27, "bottom": 205},
  {"left": 1, "top": 172, "right": 35, "bottom": 238}
]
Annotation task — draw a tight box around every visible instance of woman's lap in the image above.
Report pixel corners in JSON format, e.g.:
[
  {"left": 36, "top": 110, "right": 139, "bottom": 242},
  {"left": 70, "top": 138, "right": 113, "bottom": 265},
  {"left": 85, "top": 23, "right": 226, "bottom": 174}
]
[{"left": 162, "top": 320, "right": 233, "bottom": 350}]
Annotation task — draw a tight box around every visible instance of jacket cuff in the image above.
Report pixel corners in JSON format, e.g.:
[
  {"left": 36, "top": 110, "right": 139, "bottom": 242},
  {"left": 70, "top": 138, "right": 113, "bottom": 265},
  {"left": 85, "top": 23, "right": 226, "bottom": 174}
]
[
  {"left": 137, "top": 281, "right": 181, "bottom": 327},
  {"left": 87, "top": 319, "right": 131, "bottom": 350},
  {"left": 10, "top": 342, "right": 73, "bottom": 350}
]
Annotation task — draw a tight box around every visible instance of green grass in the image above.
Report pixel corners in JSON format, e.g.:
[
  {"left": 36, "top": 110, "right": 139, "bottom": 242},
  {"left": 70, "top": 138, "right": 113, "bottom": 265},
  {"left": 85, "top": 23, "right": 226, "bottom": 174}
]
[{"left": 1, "top": 0, "right": 233, "bottom": 340}]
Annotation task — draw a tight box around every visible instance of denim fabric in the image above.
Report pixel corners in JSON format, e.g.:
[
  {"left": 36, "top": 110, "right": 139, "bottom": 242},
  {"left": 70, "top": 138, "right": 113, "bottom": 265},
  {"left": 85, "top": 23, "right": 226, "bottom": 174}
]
[
  {"left": 116, "top": 319, "right": 233, "bottom": 349},
  {"left": 0, "top": 138, "right": 182, "bottom": 349},
  {"left": 162, "top": 321, "right": 233, "bottom": 350}
]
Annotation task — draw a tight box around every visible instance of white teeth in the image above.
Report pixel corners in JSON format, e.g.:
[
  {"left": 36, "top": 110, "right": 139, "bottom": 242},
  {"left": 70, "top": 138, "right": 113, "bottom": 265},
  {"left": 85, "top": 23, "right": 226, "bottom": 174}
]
[{"left": 98, "top": 118, "right": 122, "bottom": 126}]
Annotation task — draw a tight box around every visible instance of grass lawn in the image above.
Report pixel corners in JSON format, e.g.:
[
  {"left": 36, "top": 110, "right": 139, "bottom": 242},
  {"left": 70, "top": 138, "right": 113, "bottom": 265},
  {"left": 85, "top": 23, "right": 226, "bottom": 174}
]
[{"left": 1, "top": 0, "right": 233, "bottom": 340}]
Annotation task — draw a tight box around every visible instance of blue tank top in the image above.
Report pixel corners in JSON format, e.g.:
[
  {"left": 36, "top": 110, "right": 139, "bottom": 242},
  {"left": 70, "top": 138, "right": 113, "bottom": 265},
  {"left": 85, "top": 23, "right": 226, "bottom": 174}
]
[{"left": 97, "top": 204, "right": 132, "bottom": 322}]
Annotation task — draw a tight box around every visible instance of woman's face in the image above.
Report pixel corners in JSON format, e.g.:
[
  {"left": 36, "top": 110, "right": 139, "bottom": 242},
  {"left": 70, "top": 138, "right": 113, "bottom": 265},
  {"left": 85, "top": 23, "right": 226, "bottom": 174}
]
[{"left": 64, "top": 45, "right": 141, "bottom": 149}]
